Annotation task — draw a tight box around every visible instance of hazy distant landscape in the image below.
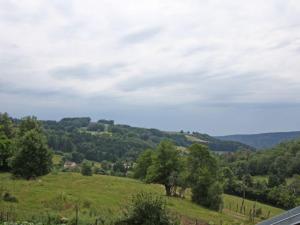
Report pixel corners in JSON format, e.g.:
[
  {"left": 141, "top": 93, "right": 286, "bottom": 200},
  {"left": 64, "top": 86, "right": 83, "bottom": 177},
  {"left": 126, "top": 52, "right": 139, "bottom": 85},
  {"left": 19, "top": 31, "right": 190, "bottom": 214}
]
[
  {"left": 1, "top": 0, "right": 300, "bottom": 225},
  {"left": 1, "top": 113, "right": 300, "bottom": 225},
  {"left": 217, "top": 131, "right": 300, "bottom": 149}
]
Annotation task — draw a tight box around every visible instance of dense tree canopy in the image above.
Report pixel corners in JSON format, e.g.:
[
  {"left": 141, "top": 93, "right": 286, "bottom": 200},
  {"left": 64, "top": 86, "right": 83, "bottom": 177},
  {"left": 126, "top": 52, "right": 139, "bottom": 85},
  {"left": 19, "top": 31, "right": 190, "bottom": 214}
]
[
  {"left": 187, "top": 144, "right": 223, "bottom": 210},
  {"left": 145, "top": 141, "right": 181, "bottom": 196},
  {"left": 220, "top": 139, "right": 300, "bottom": 209},
  {"left": 11, "top": 129, "right": 52, "bottom": 179},
  {"left": 0, "top": 116, "right": 54, "bottom": 179},
  {"left": 134, "top": 149, "right": 153, "bottom": 180},
  {"left": 0, "top": 132, "right": 13, "bottom": 171},
  {"left": 81, "top": 160, "right": 93, "bottom": 176}
]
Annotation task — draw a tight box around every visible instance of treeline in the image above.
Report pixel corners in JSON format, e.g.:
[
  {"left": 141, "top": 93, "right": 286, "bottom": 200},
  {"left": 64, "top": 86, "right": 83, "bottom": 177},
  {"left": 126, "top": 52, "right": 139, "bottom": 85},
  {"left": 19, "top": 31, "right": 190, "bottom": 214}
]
[
  {"left": 42, "top": 117, "right": 191, "bottom": 162},
  {"left": 134, "top": 141, "right": 223, "bottom": 210},
  {"left": 42, "top": 117, "right": 253, "bottom": 163},
  {"left": 192, "top": 132, "right": 255, "bottom": 152},
  {"left": 220, "top": 139, "right": 300, "bottom": 209},
  {"left": 0, "top": 113, "right": 52, "bottom": 179},
  {"left": 5, "top": 115, "right": 253, "bottom": 167}
]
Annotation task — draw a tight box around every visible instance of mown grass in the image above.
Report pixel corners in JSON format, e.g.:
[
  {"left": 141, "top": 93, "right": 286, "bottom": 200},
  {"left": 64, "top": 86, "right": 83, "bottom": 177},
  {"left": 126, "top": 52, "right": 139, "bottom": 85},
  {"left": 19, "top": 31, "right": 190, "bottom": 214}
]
[{"left": 0, "top": 173, "right": 283, "bottom": 225}]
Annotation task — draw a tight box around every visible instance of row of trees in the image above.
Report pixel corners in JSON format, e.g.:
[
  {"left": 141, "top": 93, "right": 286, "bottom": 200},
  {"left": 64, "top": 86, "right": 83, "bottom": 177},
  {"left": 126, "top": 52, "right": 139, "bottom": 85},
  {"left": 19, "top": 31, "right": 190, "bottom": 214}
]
[
  {"left": 134, "top": 141, "right": 223, "bottom": 210},
  {"left": 220, "top": 142, "right": 300, "bottom": 209},
  {"left": 222, "top": 140, "right": 300, "bottom": 180},
  {"left": 0, "top": 113, "right": 52, "bottom": 179},
  {"left": 42, "top": 117, "right": 249, "bottom": 164},
  {"left": 221, "top": 165, "right": 298, "bottom": 209}
]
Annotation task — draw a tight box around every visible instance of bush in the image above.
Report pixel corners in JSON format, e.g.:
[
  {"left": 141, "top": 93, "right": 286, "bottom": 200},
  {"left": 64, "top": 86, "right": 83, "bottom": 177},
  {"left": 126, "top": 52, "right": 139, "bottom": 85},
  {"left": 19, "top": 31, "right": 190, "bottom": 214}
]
[
  {"left": 2, "top": 191, "right": 18, "bottom": 202},
  {"left": 115, "top": 192, "right": 179, "bottom": 225},
  {"left": 207, "top": 182, "right": 223, "bottom": 210},
  {"left": 81, "top": 160, "right": 93, "bottom": 176},
  {"left": 11, "top": 129, "right": 52, "bottom": 179},
  {"left": 93, "top": 167, "right": 106, "bottom": 175}
]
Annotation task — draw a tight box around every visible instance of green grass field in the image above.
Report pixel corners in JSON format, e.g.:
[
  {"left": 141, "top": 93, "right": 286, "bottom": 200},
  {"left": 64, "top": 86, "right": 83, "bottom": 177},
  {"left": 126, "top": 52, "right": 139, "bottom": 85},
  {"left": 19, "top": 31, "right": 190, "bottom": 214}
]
[{"left": 0, "top": 172, "right": 283, "bottom": 225}]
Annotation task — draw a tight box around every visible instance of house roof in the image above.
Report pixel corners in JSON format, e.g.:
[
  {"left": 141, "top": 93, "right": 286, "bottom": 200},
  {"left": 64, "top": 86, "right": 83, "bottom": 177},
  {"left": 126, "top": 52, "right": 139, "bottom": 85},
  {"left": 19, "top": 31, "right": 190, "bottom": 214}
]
[{"left": 257, "top": 206, "right": 300, "bottom": 225}]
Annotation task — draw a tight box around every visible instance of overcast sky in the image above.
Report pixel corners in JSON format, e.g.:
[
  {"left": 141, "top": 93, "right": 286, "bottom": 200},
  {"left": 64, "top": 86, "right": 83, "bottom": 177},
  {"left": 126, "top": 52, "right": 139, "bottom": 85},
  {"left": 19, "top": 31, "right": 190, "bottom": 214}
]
[{"left": 1, "top": 0, "right": 300, "bottom": 135}]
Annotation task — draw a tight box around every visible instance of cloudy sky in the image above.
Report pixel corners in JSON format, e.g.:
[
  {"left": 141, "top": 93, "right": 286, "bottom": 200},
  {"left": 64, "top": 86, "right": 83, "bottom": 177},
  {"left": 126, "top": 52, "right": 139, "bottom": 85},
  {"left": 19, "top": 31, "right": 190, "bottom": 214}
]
[{"left": 1, "top": 0, "right": 300, "bottom": 135}]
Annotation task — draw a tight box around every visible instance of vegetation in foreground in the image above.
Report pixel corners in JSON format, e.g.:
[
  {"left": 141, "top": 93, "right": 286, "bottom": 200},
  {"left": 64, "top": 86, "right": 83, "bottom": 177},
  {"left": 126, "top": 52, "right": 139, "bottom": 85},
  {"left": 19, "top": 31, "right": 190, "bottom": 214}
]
[
  {"left": 0, "top": 172, "right": 283, "bottom": 225},
  {"left": 220, "top": 140, "right": 300, "bottom": 208},
  {"left": 0, "top": 112, "right": 298, "bottom": 224}
]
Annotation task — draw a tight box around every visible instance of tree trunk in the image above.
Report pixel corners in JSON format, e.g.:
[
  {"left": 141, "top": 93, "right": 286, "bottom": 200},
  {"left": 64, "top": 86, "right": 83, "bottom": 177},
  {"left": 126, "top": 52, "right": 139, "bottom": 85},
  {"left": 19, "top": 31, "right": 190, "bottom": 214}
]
[{"left": 165, "top": 184, "right": 171, "bottom": 196}]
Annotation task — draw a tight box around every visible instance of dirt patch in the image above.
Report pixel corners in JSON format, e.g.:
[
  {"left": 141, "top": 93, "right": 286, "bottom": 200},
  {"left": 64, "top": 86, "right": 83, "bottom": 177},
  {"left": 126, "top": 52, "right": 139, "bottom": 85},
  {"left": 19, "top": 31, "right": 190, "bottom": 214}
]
[{"left": 179, "top": 215, "right": 208, "bottom": 225}]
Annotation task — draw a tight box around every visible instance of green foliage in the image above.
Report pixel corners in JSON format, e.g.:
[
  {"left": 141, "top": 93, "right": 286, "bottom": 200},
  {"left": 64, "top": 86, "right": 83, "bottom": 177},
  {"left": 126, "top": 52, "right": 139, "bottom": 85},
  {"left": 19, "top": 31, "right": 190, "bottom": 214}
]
[
  {"left": 11, "top": 123, "right": 52, "bottom": 179},
  {"left": 0, "top": 112, "right": 15, "bottom": 138},
  {"left": 67, "top": 151, "right": 84, "bottom": 164},
  {"left": 187, "top": 144, "right": 223, "bottom": 210},
  {"left": 145, "top": 141, "right": 181, "bottom": 196},
  {"left": 268, "top": 174, "right": 284, "bottom": 188},
  {"left": 133, "top": 149, "right": 153, "bottom": 179},
  {"left": 192, "top": 132, "right": 254, "bottom": 152},
  {"left": 81, "top": 160, "right": 93, "bottom": 176},
  {"left": 2, "top": 191, "right": 18, "bottom": 202},
  {"left": 220, "top": 138, "right": 300, "bottom": 209},
  {"left": 0, "top": 113, "right": 16, "bottom": 172},
  {"left": 19, "top": 116, "right": 42, "bottom": 136},
  {"left": 113, "top": 160, "right": 126, "bottom": 173},
  {"left": 115, "top": 192, "right": 179, "bottom": 225},
  {"left": 42, "top": 116, "right": 250, "bottom": 165},
  {"left": 0, "top": 134, "right": 13, "bottom": 171},
  {"left": 267, "top": 185, "right": 297, "bottom": 209},
  {"left": 288, "top": 174, "right": 300, "bottom": 195},
  {"left": 207, "top": 182, "right": 223, "bottom": 210},
  {"left": 0, "top": 172, "right": 284, "bottom": 225}
]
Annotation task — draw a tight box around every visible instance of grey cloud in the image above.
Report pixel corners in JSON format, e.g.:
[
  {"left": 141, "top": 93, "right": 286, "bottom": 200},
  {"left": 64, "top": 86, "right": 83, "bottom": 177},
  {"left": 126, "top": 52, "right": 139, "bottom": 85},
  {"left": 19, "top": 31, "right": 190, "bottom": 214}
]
[
  {"left": 118, "top": 70, "right": 211, "bottom": 92},
  {"left": 1, "top": 0, "right": 300, "bottom": 135},
  {"left": 0, "top": 81, "right": 71, "bottom": 97},
  {"left": 50, "top": 63, "right": 127, "bottom": 79},
  {"left": 182, "top": 46, "right": 217, "bottom": 57},
  {"left": 0, "top": 1, "right": 47, "bottom": 24},
  {"left": 121, "top": 27, "right": 162, "bottom": 44}
]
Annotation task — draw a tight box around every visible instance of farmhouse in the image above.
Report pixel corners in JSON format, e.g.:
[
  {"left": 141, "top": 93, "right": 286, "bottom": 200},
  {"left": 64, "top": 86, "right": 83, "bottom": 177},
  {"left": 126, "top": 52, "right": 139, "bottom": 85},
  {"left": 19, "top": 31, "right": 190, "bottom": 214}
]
[{"left": 63, "top": 161, "right": 77, "bottom": 169}]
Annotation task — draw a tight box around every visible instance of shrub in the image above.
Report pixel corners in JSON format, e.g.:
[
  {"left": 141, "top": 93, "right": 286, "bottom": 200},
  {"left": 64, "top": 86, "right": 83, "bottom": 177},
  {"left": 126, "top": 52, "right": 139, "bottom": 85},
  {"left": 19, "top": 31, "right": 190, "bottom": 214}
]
[
  {"left": 255, "top": 208, "right": 262, "bottom": 217},
  {"left": 2, "top": 191, "right": 18, "bottom": 202},
  {"left": 115, "top": 192, "right": 179, "bottom": 225},
  {"left": 81, "top": 160, "right": 93, "bottom": 176},
  {"left": 11, "top": 129, "right": 52, "bottom": 179}
]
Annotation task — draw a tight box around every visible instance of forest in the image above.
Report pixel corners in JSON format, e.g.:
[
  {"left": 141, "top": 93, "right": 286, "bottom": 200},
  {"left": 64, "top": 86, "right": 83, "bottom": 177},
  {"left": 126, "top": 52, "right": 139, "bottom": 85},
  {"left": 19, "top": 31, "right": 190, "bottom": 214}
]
[
  {"left": 11, "top": 116, "right": 252, "bottom": 163},
  {"left": 0, "top": 112, "right": 299, "bottom": 225}
]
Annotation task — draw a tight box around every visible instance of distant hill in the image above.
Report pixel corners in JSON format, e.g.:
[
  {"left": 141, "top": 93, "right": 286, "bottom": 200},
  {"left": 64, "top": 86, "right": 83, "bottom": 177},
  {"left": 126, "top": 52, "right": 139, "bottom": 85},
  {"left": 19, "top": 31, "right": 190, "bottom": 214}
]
[
  {"left": 31, "top": 117, "right": 254, "bottom": 162},
  {"left": 216, "top": 131, "right": 300, "bottom": 149}
]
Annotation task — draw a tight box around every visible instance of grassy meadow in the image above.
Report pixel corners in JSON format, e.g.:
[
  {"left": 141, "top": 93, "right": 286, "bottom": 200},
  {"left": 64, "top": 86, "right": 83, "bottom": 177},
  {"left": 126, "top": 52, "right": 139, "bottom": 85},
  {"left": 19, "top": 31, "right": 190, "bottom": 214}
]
[{"left": 0, "top": 172, "right": 283, "bottom": 225}]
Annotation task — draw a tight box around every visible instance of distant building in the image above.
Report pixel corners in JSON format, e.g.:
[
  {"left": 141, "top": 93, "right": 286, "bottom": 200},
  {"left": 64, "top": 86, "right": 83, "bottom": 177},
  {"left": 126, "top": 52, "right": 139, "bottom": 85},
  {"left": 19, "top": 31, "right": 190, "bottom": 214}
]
[{"left": 63, "top": 161, "right": 77, "bottom": 169}]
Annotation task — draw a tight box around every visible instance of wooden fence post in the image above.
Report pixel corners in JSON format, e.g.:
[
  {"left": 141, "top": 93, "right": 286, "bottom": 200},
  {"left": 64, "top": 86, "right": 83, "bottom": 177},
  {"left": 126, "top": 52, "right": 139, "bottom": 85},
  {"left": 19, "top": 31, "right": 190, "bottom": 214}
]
[{"left": 75, "top": 204, "right": 79, "bottom": 225}]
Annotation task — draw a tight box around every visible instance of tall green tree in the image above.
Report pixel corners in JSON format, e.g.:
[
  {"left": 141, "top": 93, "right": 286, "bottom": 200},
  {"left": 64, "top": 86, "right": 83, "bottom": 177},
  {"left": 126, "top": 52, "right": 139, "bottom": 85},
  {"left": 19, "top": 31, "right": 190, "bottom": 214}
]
[
  {"left": 187, "top": 144, "right": 223, "bottom": 210},
  {"left": 134, "top": 149, "right": 153, "bottom": 180},
  {"left": 0, "top": 113, "right": 16, "bottom": 171},
  {"left": 81, "top": 160, "right": 93, "bottom": 176},
  {"left": 146, "top": 140, "right": 181, "bottom": 196},
  {"left": 11, "top": 127, "right": 52, "bottom": 179},
  {"left": 0, "top": 112, "right": 15, "bottom": 138},
  {"left": 0, "top": 132, "right": 13, "bottom": 171},
  {"left": 19, "top": 116, "right": 42, "bottom": 136}
]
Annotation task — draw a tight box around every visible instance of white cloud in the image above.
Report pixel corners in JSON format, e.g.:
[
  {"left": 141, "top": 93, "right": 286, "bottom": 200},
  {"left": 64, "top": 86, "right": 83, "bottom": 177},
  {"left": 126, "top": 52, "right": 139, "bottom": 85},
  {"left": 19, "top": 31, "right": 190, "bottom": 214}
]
[{"left": 0, "top": 0, "right": 300, "bottom": 133}]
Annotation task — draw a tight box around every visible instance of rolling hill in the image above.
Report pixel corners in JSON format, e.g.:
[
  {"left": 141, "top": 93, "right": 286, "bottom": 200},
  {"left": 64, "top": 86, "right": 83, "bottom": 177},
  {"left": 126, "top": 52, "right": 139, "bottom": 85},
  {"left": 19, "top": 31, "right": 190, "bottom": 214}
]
[
  {"left": 216, "top": 131, "right": 300, "bottom": 149},
  {"left": 0, "top": 172, "right": 283, "bottom": 225},
  {"left": 35, "top": 117, "right": 254, "bottom": 163}
]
